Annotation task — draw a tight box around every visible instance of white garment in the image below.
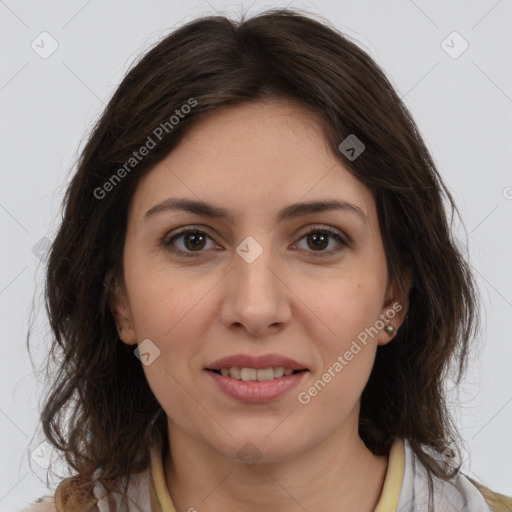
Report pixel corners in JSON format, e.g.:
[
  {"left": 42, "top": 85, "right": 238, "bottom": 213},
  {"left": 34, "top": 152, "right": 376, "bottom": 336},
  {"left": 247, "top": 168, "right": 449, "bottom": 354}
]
[
  {"left": 396, "top": 439, "right": 493, "bottom": 511},
  {"left": 93, "top": 470, "right": 151, "bottom": 512}
]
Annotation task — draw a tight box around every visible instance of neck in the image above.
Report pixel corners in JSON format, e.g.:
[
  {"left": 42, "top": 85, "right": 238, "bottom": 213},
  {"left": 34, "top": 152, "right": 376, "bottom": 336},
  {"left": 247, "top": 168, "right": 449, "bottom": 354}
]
[{"left": 163, "top": 419, "right": 389, "bottom": 512}]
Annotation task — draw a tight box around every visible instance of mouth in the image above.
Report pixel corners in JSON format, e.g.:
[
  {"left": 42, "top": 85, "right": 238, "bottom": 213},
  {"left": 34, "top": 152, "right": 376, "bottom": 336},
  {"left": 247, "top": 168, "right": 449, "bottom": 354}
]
[
  {"left": 204, "top": 367, "right": 309, "bottom": 402},
  {"left": 205, "top": 353, "right": 309, "bottom": 378}
]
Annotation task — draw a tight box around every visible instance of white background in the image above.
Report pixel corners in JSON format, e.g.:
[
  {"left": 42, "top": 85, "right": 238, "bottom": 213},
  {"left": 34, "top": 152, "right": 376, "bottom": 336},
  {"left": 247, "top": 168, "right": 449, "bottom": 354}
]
[{"left": 1, "top": 0, "right": 511, "bottom": 510}]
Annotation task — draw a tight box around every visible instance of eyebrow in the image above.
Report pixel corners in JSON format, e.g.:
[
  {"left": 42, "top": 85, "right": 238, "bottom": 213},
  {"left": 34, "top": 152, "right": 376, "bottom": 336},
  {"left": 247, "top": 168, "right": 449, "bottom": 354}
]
[{"left": 144, "top": 197, "right": 368, "bottom": 224}]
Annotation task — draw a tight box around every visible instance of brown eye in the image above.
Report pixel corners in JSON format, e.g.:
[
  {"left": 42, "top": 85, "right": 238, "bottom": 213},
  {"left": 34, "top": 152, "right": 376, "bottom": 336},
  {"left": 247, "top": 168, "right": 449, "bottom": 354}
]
[
  {"left": 293, "top": 227, "right": 348, "bottom": 257},
  {"left": 182, "top": 231, "right": 207, "bottom": 251},
  {"left": 306, "top": 232, "right": 329, "bottom": 251},
  {"left": 163, "top": 229, "right": 217, "bottom": 258}
]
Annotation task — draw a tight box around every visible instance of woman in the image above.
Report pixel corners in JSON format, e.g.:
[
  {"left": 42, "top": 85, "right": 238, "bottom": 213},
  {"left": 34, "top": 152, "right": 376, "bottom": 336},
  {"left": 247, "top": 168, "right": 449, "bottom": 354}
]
[{"left": 22, "top": 8, "right": 512, "bottom": 512}]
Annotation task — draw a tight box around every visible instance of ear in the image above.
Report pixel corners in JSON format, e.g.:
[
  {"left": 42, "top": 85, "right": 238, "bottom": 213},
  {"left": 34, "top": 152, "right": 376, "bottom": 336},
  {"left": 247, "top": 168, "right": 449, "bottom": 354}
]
[
  {"left": 108, "top": 269, "right": 137, "bottom": 346},
  {"left": 377, "top": 264, "right": 412, "bottom": 346}
]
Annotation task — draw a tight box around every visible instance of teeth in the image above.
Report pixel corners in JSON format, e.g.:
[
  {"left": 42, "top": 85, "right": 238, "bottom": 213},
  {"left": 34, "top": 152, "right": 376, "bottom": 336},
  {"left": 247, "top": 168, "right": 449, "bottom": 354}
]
[
  {"left": 240, "top": 368, "right": 257, "bottom": 381},
  {"left": 216, "top": 367, "right": 301, "bottom": 381},
  {"left": 273, "top": 367, "right": 285, "bottom": 378}
]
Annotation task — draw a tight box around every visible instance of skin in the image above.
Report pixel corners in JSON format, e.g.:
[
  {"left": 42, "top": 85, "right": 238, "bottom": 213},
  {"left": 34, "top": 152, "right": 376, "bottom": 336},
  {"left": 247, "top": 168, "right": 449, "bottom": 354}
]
[{"left": 110, "top": 97, "right": 410, "bottom": 512}]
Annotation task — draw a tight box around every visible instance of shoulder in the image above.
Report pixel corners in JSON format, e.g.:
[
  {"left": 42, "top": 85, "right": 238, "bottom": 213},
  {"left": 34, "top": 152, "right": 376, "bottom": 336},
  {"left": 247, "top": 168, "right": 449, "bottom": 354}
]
[
  {"left": 17, "top": 495, "right": 57, "bottom": 512},
  {"left": 18, "top": 477, "right": 99, "bottom": 512},
  {"left": 467, "top": 477, "right": 512, "bottom": 512},
  {"left": 18, "top": 462, "right": 154, "bottom": 512}
]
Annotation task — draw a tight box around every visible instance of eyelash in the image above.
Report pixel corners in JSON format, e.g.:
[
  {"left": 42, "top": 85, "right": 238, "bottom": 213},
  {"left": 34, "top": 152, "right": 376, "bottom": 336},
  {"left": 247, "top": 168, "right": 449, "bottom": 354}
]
[{"left": 162, "top": 225, "right": 349, "bottom": 259}]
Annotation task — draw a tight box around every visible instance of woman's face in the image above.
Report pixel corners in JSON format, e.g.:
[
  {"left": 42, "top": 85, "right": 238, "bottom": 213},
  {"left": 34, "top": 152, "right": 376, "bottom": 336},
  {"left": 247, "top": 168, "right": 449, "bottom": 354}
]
[{"left": 111, "top": 97, "right": 408, "bottom": 463}]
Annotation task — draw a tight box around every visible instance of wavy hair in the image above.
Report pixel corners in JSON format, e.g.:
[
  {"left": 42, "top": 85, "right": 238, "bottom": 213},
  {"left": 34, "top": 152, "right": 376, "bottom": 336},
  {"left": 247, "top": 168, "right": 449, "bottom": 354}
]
[{"left": 30, "top": 7, "right": 479, "bottom": 510}]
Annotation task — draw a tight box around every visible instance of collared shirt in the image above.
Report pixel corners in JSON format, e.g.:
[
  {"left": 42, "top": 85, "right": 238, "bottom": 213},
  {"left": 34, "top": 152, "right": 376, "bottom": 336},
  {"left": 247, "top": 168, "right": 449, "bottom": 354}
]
[{"left": 20, "top": 437, "right": 512, "bottom": 511}]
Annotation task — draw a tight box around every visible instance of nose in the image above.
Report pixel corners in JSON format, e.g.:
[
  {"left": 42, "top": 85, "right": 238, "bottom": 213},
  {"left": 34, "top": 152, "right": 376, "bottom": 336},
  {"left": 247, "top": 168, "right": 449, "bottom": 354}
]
[{"left": 220, "top": 239, "right": 292, "bottom": 337}]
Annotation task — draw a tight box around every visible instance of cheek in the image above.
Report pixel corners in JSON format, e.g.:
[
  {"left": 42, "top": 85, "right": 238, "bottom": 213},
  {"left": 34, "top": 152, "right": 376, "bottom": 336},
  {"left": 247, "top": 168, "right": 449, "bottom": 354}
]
[
  {"left": 126, "top": 275, "right": 212, "bottom": 431},
  {"left": 298, "top": 282, "right": 382, "bottom": 418},
  {"left": 128, "top": 282, "right": 212, "bottom": 368},
  {"left": 310, "top": 270, "right": 387, "bottom": 345},
  {"left": 124, "top": 241, "right": 214, "bottom": 340},
  {"left": 300, "top": 263, "right": 386, "bottom": 399}
]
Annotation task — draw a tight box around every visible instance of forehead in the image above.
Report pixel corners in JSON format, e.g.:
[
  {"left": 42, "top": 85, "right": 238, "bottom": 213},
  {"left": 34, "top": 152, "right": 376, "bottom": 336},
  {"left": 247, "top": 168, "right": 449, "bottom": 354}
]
[{"left": 128, "top": 98, "right": 376, "bottom": 226}]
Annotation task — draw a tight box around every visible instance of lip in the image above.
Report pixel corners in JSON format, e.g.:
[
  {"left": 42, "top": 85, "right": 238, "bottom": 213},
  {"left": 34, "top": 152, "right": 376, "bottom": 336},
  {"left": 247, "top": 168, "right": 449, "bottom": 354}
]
[
  {"left": 205, "top": 368, "right": 308, "bottom": 403},
  {"left": 205, "top": 353, "right": 309, "bottom": 371}
]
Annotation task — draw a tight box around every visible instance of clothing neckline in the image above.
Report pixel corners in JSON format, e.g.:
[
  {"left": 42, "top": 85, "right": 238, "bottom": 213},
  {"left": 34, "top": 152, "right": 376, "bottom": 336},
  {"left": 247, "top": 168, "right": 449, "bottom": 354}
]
[{"left": 149, "top": 436, "right": 405, "bottom": 512}]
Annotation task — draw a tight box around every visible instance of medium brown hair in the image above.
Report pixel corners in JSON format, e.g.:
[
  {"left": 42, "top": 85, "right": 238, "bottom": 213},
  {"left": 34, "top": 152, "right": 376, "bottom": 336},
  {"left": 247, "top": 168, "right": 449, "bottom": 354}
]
[{"left": 30, "top": 7, "right": 479, "bottom": 509}]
